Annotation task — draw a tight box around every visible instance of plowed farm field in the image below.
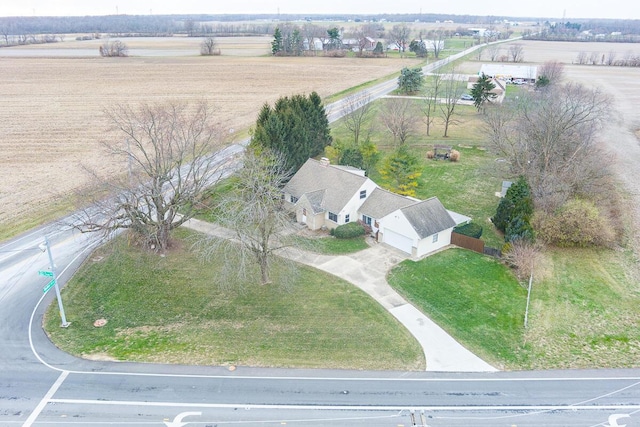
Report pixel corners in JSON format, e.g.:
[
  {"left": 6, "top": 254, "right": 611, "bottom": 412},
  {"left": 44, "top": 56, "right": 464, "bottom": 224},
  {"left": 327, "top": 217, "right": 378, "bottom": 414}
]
[{"left": 0, "top": 53, "right": 420, "bottom": 236}]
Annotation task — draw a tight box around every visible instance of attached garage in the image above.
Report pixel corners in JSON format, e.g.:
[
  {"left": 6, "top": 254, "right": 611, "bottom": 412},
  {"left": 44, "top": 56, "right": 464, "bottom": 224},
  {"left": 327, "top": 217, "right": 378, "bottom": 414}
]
[
  {"left": 378, "top": 197, "right": 458, "bottom": 258},
  {"left": 382, "top": 228, "right": 414, "bottom": 254}
]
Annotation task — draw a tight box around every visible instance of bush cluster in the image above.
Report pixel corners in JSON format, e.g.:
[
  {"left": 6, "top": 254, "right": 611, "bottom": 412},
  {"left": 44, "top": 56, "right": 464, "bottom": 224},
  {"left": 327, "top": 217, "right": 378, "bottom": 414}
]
[
  {"left": 533, "top": 199, "right": 616, "bottom": 247},
  {"left": 331, "top": 222, "right": 365, "bottom": 239},
  {"left": 454, "top": 222, "right": 483, "bottom": 238}
]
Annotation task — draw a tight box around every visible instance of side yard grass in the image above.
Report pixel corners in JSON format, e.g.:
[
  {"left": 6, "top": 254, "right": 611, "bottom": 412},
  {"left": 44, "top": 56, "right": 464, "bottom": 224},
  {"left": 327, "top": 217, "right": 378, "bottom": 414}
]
[
  {"left": 388, "top": 247, "right": 640, "bottom": 370},
  {"left": 45, "top": 229, "right": 424, "bottom": 370}
]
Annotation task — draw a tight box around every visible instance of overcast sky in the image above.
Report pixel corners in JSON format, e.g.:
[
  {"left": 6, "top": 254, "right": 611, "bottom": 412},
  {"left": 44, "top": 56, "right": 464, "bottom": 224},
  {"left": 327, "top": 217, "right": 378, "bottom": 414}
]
[{"left": 0, "top": 0, "right": 638, "bottom": 20}]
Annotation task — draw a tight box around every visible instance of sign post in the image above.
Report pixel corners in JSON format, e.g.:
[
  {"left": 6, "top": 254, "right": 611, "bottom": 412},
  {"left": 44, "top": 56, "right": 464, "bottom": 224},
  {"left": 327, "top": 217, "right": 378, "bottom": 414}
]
[{"left": 41, "top": 235, "right": 70, "bottom": 328}]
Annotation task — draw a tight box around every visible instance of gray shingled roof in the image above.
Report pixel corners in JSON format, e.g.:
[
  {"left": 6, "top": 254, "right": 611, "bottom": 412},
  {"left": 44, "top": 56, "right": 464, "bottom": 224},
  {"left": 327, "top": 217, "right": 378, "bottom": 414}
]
[
  {"left": 359, "top": 187, "right": 416, "bottom": 219},
  {"left": 303, "top": 189, "right": 326, "bottom": 214},
  {"left": 283, "top": 159, "right": 369, "bottom": 213},
  {"left": 401, "top": 197, "right": 456, "bottom": 238}
]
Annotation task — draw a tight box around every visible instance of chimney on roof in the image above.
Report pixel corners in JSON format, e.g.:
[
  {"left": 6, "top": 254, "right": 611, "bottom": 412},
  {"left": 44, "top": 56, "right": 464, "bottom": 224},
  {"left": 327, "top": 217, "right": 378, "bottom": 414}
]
[{"left": 320, "top": 157, "right": 330, "bottom": 167}]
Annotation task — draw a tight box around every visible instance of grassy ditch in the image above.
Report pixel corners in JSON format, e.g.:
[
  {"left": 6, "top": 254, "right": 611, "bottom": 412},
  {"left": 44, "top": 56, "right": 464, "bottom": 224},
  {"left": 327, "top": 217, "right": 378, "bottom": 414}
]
[{"left": 45, "top": 230, "right": 424, "bottom": 370}]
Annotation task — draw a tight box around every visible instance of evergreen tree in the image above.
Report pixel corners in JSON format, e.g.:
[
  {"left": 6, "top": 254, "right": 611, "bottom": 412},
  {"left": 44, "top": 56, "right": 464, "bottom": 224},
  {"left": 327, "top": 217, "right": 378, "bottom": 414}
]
[
  {"left": 398, "top": 67, "right": 424, "bottom": 94},
  {"left": 492, "top": 176, "right": 535, "bottom": 242},
  {"left": 250, "top": 92, "right": 332, "bottom": 173},
  {"left": 379, "top": 146, "right": 422, "bottom": 196},
  {"left": 271, "top": 27, "right": 283, "bottom": 55},
  {"left": 470, "top": 72, "right": 497, "bottom": 110}
]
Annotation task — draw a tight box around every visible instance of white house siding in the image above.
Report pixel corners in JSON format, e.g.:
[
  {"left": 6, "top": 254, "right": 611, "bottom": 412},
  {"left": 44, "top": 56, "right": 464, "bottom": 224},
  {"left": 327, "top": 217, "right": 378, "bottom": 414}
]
[
  {"left": 338, "top": 180, "right": 379, "bottom": 226},
  {"left": 415, "top": 227, "right": 453, "bottom": 257},
  {"left": 379, "top": 211, "right": 420, "bottom": 254}
]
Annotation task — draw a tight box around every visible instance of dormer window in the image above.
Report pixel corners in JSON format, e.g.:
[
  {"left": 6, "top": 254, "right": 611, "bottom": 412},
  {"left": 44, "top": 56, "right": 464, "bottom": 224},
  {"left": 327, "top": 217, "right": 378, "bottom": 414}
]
[{"left": 359, "top": 190, "right": 366, "bottom": 199}]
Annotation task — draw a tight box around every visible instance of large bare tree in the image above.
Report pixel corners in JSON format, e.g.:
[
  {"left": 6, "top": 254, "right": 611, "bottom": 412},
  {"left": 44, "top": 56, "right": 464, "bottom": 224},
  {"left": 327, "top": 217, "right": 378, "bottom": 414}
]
[
  {"left": 75, "top": 101, "right": 226, "bottom": 250},
  {"left": 421, "top": 72, "right": 444, "bottom": 136},
  {"left": 484, "top": 83, "right": 612, "bottom": 210},
  {"left": 341, "top": 92, "right": 373, "bottom": 146},
  {"left": 508, "top": 43, "right": 524, "bottom": 62},
  {"left": 202, "top": 149, "right": 294, "bottom": 286},
  {"left": 380, "top": 97, "right": 418, "bottom": 147},
  {"left": 388, "top": 23, "right": 411, "bottom": 56},
  {"left": 200, "top": 36, "right": 220, "bottom": 55},
  {"left": 439, "top": 68, "right": 465, "bottom": 137}
]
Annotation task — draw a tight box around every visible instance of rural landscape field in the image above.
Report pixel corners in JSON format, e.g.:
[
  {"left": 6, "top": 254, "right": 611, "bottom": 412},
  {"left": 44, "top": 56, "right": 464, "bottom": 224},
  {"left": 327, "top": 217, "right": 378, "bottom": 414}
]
[
  {"left": 3, "top": 36, "right": 640, "bottom": 241},
  {"left": 0, "top": 22, "right": 636, "bottom": 370},
  {"left": 0, "top": 37, "right": 423, "bottom": 236}
]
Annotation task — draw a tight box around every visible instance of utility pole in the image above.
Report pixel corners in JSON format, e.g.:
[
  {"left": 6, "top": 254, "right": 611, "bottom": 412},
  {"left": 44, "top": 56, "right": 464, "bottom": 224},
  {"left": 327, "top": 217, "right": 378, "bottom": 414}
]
[{"left": 42, "top": 235, "right": 70, "bottom": 328}]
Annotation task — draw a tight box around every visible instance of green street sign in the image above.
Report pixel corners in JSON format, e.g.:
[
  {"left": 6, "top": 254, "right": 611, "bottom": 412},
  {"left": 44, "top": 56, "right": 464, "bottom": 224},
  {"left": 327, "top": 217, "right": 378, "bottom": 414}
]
[
  {"left": 38, "top": 270, "right": 54, "bottom": 277},
  {"left": 43, "top": 279, "right": 55, "bottom": 293}
]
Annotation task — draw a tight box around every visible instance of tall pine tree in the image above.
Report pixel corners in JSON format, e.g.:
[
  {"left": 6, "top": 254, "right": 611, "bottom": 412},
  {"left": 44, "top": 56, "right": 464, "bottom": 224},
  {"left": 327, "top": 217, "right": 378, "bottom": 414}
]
[{"left": 250, "top": 92, "right": 332, "bottom": 173}]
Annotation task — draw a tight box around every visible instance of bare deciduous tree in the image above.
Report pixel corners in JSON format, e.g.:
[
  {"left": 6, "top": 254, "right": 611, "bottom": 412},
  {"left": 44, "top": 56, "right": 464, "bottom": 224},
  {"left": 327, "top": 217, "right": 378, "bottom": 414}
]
[
  {"left": 341, "top": 92, "right": 373, "bottom": 145},
  {"left": 388, "top": 23, "right": 411, "bottom": 56},
  {"left": 421, "top": 72, "right": 444, "bottom": 136},
  {"left": 488, "top": 44, "right": 501, "bottom": 62},
  {"left": 537, "top": 60, "right": 565, "bottom": 85},
  {"left": 439, "top": 68, "right": 465, "bottom": 137},
  {"left": 99, "top": 39, "right": 128, "bottom": 57},
  {"left": 508, "top": 43, "right": 524, "bottom": 62},
  {"left": 484, "top": 83, "right": 613, "bottom": 211},
  {"left": 75, "top": 101, "right": 226, "bottom": 250},
  {"left": 380, "top": 97, "right": 418, "bottom": 147},
  {"left": 200, "top": 149, "right": 294, "bottom": 286},
  {"left": 200, "top": 36, "right": 220, "bottom": 55},
  {"left": 426, "top": 28, "right": 446, "bottom": 58}
]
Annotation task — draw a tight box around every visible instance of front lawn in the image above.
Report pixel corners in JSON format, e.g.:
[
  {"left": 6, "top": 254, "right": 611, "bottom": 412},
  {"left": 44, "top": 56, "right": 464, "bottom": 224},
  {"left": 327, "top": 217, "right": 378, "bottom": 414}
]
[
  {"left": 388, "top": 248, "right": 528, "bottom": 369},
  {"left": 45, "top": 230, "right": 424, "bottom": 370}
]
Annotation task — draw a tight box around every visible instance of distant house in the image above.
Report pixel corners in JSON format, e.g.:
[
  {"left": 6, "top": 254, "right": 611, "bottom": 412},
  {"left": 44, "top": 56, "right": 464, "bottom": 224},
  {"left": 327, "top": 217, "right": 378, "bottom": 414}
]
[
  {"left": 479, "top": 64, "right": 538, "bottom": 84},
  {"left": 284, "top": 158, "right": 468, "bottom": 257},
  {"left": 467, "top": 75, "right": 506, "bottom": 102}
]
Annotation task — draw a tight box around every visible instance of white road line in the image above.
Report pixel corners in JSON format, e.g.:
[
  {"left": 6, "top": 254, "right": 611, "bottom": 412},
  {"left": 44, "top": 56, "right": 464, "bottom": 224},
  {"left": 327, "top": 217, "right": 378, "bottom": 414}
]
[
  {"left": 46, "top": 398, "right": 640, "bottom": 412},
  {"left": 23, "top": 370, "right": 69, "bottom": 427}
]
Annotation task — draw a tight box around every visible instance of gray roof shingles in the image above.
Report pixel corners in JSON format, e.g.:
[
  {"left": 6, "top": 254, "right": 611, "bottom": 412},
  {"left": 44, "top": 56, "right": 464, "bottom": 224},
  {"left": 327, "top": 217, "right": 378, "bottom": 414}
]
[
  {"left": 401, "top": 197, "right": 457, "bottom": 238},
  {"left": 359, "top": 187, "right": 416, "bottom": 219},
  {"left": 283, "top": 159, "right": 368, "bottom": 213}
]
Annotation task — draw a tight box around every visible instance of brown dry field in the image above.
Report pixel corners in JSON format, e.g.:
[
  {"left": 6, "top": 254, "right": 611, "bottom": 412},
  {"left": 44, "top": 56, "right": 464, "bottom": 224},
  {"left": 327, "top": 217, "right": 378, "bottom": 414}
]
[
  {"left": 0, "top": 45, "right": 422, "bottom": 234},
  {"left": 2, "top": 38, "right": 640, "bottom": 239},
  {"left": 464, "top": 39, "right": 640, "bottom": 249}
]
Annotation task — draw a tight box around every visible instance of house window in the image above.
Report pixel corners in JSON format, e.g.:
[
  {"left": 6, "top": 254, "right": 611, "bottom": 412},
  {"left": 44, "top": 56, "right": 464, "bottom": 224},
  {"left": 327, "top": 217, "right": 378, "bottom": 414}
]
[
  {"left": 360, "top": 190, "right": 367, "bottom": 199},
  {"left": 432, "top": 233, "right": 439, "bottom": 243},
  {"left": 328, "top": 212, "right": 338, "bottom": 222},
  {"left": 362, "top": 215, "right": 372, "bottom": 226},
  {"left": 345, "top": 214, "right": 350, "bottom": 223},
  {"left": 290, "top": 195, "right": 299, "bottom": 203}
]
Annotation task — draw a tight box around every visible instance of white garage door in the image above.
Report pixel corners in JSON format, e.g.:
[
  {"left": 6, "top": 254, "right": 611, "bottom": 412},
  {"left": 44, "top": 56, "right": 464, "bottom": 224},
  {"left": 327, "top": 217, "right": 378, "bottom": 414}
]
[{"left": 383, "top": 229, "right": 413, "bottom": 254}]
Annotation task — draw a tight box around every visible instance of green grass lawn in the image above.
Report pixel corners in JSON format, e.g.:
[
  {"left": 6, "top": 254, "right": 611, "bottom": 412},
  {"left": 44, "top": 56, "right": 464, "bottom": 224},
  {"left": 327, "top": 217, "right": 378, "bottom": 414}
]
[
  {"left": 388, "top": 247, "right": 640, "bottom": 370},
  {"left": 45, "top": 230, "right": 424, "bottom": 370},
  {"left": 293, "top": 235, "right": 370, "bottom": 254},
  {"left": 388, "top": 248, "right": 529, "bottom": 369}
]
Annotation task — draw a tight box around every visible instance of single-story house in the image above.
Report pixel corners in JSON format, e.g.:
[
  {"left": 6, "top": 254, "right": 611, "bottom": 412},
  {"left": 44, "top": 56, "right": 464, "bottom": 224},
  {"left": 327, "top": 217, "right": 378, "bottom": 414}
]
[
  {"left": 479, "top": 64, "right": 538, "bottom": 84},
  {"left": 284, "top": 158, "right": 468, "bottom": 257}
]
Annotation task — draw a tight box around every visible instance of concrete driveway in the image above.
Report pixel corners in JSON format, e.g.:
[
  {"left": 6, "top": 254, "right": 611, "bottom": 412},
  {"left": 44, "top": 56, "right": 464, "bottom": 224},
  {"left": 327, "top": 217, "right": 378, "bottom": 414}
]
[{"left": 186, "top": 218, "right": 498, "bottom": 372}]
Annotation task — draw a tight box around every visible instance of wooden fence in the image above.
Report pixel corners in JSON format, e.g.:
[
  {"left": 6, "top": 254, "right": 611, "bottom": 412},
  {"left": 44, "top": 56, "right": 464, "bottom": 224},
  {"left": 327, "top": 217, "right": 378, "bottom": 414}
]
[{"left": 451, "top": 232, "right": 485, "bottom": 254}]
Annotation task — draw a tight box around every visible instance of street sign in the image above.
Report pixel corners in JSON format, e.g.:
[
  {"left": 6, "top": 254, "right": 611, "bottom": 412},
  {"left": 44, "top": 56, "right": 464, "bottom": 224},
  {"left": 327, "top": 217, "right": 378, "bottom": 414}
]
[
  {"left": 38, "top": 270, "right": 54, "bottom": 277},
  {"left": 43, "top": 279, "right": 55, "bottom": 293}
]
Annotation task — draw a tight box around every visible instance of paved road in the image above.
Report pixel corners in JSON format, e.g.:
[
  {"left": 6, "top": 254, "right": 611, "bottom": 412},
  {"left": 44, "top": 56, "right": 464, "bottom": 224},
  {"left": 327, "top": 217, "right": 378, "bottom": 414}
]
[{"left": 2, "top": 39, "right": 640, "bottom": 426}]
